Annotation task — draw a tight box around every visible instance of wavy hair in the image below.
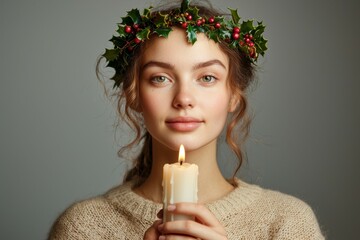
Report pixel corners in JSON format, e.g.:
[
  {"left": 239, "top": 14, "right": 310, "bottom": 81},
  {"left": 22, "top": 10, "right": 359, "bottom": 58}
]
[{"left": 97, "top": 0, "right": 255, "bottom": 186}]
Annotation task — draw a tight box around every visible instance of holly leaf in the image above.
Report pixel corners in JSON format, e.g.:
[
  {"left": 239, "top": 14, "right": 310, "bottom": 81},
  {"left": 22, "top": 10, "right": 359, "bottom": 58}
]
[
  {"left": 219, "top": 28, "right": 231, "bottom": 40},
  {"left": 228, "top": 8, "right": 240, "bottom": 24},
  {"left": 154, "top": 27, "right": 172, "bottom": 38},
  {"left": 208, "top": 30, "right": 219, "bottom": 42},
  {"left": 110, "top": 36, "right": 127, "bottom": 48},
  {"left": 121, "top": 15, "right": 133, "bottom": 25},
  {"left": 256, "top": 39, "right": 268, "bottom": 56},
  {"left": 181, "top": 0, "right": 190, "bottom": 12},
  {"left": 241, "top": 20, "right": 254, "bottom": 33},
  {"left": 187, "top": 25, "right": 197, "bottom": 44},
  {"left": 214, "top": 16, "right": 224, "bottom": 23},
  {"left": 154, "top": 12, "right": 168, "bottom": 27},
  {"left": 116, "top": 25, "right": 126, "bottom": 37},
  {"left": 143, "top": 7, "right": 152, "bottom": 18},
  {"left": 127, "top": 9, "right": 142, "bottom": 24},
  {"left": 136, "top": 27, "right": 151, "bottom": 40},
  {"left": 194, "top": 26, "right": 205, "bottom": 33},
  {"left": 103, "top": 48, "right": 120, "bottom": 61},
  {"left": 188, "top": 6, "right": 200, "bottom": 20},
  {"left": 229, "top": 40, "right": 238, "bottom": 49}
]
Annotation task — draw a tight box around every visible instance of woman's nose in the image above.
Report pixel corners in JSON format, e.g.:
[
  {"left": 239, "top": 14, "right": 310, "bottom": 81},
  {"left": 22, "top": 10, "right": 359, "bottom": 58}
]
[{"left": 172, "top": 83, "right": 196, "bottom": 109}]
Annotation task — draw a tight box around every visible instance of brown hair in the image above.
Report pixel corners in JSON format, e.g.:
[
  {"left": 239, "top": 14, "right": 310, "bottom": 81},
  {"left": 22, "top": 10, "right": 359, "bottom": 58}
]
[{"left": 97, "top": 0, "right": 255, "bottom": 186}]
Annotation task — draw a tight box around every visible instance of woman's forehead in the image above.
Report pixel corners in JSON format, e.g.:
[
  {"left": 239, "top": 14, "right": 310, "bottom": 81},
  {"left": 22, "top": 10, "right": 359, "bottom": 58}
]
[{"left": 141, "top": 28, "right": 229, "bottom": 68}]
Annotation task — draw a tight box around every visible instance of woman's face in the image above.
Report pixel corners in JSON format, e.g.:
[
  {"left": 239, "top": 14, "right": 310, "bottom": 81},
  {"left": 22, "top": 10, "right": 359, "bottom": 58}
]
[{"left": 139, "top": 28, "right": 237, "bottom": 152}]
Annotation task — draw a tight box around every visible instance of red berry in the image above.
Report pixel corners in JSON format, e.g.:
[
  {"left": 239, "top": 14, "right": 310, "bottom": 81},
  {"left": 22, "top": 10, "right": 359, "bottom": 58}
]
[
  {"left": 245, "top": 34, "right": 249, "bottom": 39},
  {"left": 133, "top": 24, "right": 139, "bottom": 29},
  {"left": 245, "top": 38, "right": 251, "bottom": 43},
  {"left": 232, "top": 33, "right": 240, "bottom": 40},
  {"left": 233, "top": 27, "right": 240, "bottom": 33},
  {"left": 240, "top": 40, "right": 245, "bottom": 46},
  {"left": 249, "top": 35, "right": 253, "bottom": 40},
  {"left": 181, "top": 22, "right": 188, "bottom": 28},
  {"left": 134, "top": 37, "right": 141, "bottom": 44},
  {"left": 208, "top": 17, "right": 215, "bottom": 23},
  {"left": 187, "top": 15, "right": 192, "bottom": 21},
  {"left": 125, "top": 25, "right": 132, "bottom": 33},
  {"left": 249, "top": 42, "right": 254, "bottom": 47},
  {"left": 196, "top": 19, "right": 202, "bottom": 26},
  {"left": 215, "top": 22, "right": 221, "bottom": 28}
]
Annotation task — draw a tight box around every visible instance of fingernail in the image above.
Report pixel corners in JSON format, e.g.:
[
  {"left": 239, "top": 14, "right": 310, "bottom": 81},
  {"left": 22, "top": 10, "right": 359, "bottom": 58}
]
[
  {"left": 167, "top": 204, "right": 176, "bottom": 211},
  {"left": 159, "top": 236, "right": 165, "bottom": 240}
]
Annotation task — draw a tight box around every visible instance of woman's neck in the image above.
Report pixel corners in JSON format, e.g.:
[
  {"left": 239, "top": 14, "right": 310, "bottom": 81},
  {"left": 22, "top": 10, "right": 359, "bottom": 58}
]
[{"left": 133, "top": 139, "right": 234, "bottom": 203}]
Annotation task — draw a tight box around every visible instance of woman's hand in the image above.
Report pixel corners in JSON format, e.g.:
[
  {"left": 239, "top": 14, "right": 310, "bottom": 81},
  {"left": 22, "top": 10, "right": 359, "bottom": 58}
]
[
  {"left": 144, "top": 219, "right": 163, "bottom": 240},
  {"left": 157, "top": 202, "right": 228, "bottom": 240}
]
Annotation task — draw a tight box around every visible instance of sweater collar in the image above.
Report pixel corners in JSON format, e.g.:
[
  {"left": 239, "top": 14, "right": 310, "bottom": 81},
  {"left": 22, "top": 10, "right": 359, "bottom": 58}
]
[{"left": 105, "top": 178, "right": 262, "bottom": 223}]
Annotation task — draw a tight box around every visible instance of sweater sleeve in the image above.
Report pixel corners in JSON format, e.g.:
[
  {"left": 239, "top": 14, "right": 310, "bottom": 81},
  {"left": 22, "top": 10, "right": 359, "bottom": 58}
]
[
  {"left": 273, "top": 200, "right": 325, "bottom": 240},
  {"left": 48, "top": 202, "right": 88, "bottom": 240},
  {"left": 48, "top": 197, "right": 122, "bottom": 240}
]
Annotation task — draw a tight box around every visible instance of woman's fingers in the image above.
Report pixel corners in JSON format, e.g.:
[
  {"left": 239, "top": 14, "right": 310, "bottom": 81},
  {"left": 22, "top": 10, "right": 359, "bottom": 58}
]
[
  {"left": 159, "top": 220, "right": 227, "bottom": 240},
  {"left": 167, "top": 203, "right": 222, "bottom": 228},
  {"left": 143, "top": 219, "right": 162, "bottom": 240},
  {"left": 158, "top": 203, "right": 227, "bottom": 240}
]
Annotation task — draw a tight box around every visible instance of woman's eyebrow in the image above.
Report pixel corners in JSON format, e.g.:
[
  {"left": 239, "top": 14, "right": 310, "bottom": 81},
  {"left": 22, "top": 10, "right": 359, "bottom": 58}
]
[
  {"left": 141, "top": 61, "right": 174, "bottom": 71},
  {"left": 193, "top": 59, "right": 227, "bottom": 70},
  {"left": 141, "top": 59, "right": 226, "bottom": 71}
]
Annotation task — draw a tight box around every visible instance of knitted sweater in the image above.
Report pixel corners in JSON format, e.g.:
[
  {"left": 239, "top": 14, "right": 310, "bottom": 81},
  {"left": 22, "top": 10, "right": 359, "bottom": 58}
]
[{"left": 48, "top": 179, "right": 324, "bottom": 239}]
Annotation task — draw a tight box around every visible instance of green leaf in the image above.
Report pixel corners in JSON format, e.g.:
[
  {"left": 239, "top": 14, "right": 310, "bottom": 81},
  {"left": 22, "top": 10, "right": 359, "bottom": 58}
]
[
  {"left": 143, "top": 7, "right": 152, "bottom": 18},
  {"left": 103, "top": 48, "right": 120, "bottom": 61},
  {"left": 116, "top": 25, "right": 126, "bottom": 37},
  {"left": 154, "top": 12, "right": 168, "bottom": 27},
  {"left": 110, "top": 36, "right": 127, "bottom": 48},
  {"left": 253, "top": 25, "right": 265, "bottom": 39},
  {"left": 228, "top": 8, "right": 240, "bottom": 24},
  {"left": 188, "top": 6, "right": 200, "bottom": 20},
  {"left": 136, "top": 27, "right": 151, "bottom": 40},
  {"left": 214, "top": 16, "right": 224, "bottom": 23},
  {"left": 181, "top": 0, "right": 190, "bottom": 12},
  {"left": 121, "top": 16, "right": 133, "bottom": 25},
  {"left": 208, "top": 31, "right": 219, "bottom": 42},
  {"left": 219, "top": 28, "right": 231, "bottom": 40},
  {"left": 256, "top": 39, "right": 268, "bottom": 56},
  {"left": 241, "top": 20, "right": 254, "bottom": 33},
  {"left": 154, "top": 27, "right": 172, "bottom": 38},
  {"left": 187, "top": 25, "right": 197, "bottom": 44},
  {"left": 127, "top": 9, "right": 142, "bottom": 24},
  {"left": 229, "top": 40, "right": 238, "bottom": 49}
]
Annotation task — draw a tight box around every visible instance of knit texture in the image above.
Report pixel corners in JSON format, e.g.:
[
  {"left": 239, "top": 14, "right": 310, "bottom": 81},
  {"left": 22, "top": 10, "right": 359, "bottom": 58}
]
[{"left": 48, "top": 179, "right": 325, "bottom": 239}]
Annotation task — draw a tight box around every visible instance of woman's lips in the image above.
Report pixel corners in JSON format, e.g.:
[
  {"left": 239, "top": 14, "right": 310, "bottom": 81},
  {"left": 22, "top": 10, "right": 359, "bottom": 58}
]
[{"left": 165, "top": 117, "right": 204, "bottom": 132}]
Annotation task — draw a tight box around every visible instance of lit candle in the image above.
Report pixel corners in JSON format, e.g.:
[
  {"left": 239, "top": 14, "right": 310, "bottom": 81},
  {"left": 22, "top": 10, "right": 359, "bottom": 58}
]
[{"left": 162, "top": 144, "right": 198, "bottom": 222}]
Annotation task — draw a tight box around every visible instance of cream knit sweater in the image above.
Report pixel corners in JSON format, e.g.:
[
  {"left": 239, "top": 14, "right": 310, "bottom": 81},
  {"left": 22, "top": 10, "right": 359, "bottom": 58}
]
[{"left": 48, "top": 179, "right": 325, "bottom": 239}]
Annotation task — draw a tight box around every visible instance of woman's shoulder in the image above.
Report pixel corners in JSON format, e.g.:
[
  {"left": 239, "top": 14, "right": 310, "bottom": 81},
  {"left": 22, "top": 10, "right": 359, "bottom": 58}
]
[
  {"left": 48, "top": 195, "right": 120, "bottom": 239},
  {"left": 48, "top": 182, "right": 161, "bottom": 239},
  {"left": 232, "top": 179, "right": 325, "bottom": 239}
]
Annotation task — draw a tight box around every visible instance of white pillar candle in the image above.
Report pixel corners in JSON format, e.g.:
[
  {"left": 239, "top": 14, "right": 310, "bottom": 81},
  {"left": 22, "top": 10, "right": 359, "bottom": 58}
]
[{"left": 162, "top": 144, "right": 198, "bottom": 222}]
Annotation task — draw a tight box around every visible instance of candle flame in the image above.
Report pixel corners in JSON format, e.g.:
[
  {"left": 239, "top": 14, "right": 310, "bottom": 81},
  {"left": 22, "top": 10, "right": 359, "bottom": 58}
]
[{"left": 178, "top": 144, "right": 185, "bottom": 165}]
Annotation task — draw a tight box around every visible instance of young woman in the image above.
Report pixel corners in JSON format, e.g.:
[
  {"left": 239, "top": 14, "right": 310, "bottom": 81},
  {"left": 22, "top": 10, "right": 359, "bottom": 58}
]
[{"left": 49, "top": 1, "right": 324, "bottom": 239}]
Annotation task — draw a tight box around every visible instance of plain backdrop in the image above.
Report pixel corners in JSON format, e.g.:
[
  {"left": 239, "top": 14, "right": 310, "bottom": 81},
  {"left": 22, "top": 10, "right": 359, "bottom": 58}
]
[{"left": 1, "top": 0, "right": 359, "bottom": 239}]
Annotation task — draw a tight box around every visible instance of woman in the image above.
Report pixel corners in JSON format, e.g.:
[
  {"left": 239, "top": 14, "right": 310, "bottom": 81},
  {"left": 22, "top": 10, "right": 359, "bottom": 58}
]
[{"left": 49, "top": 1, "right": 324, "bottom": 239}]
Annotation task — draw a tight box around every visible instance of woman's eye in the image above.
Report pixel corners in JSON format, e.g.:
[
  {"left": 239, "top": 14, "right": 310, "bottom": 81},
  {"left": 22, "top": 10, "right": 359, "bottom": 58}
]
[
  {"left": 200, "top": 75, "right": 217, "bottom": 83},
  {"left": 151, "top": 76, "right": 169, "bottom": 83}
]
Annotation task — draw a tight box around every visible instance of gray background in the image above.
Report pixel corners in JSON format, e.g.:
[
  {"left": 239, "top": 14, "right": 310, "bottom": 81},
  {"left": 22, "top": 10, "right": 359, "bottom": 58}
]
[{"left": 1, "top": 0, "right": 359, "bottom": 239}]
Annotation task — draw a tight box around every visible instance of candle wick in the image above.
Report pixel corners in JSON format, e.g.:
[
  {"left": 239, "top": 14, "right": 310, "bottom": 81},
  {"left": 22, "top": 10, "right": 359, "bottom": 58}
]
[{"left": 180, "top": 160, "right": 183, "bottom": 166}]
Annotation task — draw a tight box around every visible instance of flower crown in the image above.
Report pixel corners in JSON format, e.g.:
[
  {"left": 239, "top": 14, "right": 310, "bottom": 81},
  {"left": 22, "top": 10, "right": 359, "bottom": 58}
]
[{"left": 103, "top": 0, "right": 267, "bottom": 88}]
